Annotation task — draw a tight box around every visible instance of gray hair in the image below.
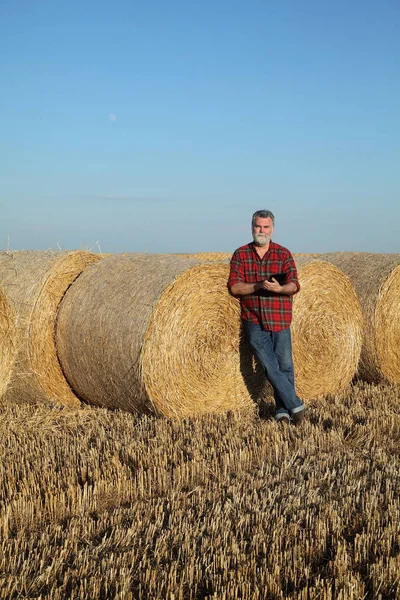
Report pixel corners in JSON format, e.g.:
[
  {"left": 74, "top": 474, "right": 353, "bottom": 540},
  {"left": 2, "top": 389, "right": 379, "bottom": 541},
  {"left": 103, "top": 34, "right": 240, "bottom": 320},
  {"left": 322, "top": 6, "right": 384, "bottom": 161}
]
[{"left": 251, "top": 210, "right": 275, "bottom": 228}]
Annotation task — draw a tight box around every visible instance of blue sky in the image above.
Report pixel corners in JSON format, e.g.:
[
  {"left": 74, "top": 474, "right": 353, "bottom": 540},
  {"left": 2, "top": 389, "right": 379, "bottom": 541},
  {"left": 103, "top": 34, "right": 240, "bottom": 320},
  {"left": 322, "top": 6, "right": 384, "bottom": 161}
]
[{"left": 1, "top": 0, "right": 399, "bottom": 253}]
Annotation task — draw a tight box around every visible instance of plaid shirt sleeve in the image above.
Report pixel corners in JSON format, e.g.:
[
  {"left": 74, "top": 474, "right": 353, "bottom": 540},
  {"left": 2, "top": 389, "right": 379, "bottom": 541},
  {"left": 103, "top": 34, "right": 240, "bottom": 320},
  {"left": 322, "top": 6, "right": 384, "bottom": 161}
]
[
  {"left": 283, "top": 252, "right": 300, "bottom": 293},
  {"left": 227, "top": 249, "right": 245, "bottom": 288}
]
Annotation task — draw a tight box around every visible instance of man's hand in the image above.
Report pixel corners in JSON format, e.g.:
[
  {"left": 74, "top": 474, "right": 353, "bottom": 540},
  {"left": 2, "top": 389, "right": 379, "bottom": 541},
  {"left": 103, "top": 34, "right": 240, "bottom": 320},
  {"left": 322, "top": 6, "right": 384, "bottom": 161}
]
[
  {"left": 260, "top": 279, "right": 298, "bottom": 296},
  {"left": 260, "top": 278, "right": 282, "bottom": 294}
]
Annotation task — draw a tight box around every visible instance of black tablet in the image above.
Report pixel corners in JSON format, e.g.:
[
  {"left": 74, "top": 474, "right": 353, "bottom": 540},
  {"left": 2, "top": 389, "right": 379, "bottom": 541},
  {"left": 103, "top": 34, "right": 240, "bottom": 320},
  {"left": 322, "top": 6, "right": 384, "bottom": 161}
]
[{"left": 268, "top": 273, "right": 287, "bottom": 285}]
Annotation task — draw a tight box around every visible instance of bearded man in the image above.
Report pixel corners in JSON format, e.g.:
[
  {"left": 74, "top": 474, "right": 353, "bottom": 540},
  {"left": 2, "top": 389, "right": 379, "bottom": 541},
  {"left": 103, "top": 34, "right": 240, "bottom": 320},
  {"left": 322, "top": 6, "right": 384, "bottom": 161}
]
[{"left": 228, "top": 209, "right": 305, "bottom": 425}]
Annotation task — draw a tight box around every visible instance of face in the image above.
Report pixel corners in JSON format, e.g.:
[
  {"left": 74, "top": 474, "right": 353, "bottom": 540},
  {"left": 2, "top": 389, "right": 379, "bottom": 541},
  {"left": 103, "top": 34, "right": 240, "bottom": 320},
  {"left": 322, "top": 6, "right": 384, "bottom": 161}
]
[{"left": 252, "top": 217, "right": 274, "bottom": 247}]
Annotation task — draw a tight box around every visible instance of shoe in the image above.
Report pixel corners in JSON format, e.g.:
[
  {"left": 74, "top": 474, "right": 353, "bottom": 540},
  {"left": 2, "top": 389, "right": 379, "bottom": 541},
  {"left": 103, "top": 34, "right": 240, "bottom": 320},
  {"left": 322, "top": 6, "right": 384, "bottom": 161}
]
[
  {"left": 291, "top": 409, "right": 305, "bottom": 426},
  {"left": 277, "top": 415, "right": 290, "bottom": 426}
]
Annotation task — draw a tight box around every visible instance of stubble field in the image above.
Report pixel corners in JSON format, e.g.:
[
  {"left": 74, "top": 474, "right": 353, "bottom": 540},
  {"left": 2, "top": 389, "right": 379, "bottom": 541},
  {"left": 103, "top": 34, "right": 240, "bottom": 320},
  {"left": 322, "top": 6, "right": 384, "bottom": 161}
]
[{"left": 1, "top": 382, "right": 399, "bottom": 600}]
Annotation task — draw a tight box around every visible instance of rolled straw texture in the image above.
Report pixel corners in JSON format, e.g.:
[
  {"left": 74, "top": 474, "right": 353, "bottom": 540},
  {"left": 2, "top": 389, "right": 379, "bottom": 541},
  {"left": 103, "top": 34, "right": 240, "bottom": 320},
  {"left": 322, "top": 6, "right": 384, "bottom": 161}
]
[
  {"left": 190, "top": 252, "right": 232, "bottom": 261},
  {"left": 318, "top": 252, "right": 400, "bottom": 384},
  {"left": 172, "top": 252, "right": 232, "bottom": 261},
  {"left": 291, "top": 257, "right": 363, "bottom": 400},
  {"left": 0, "top": 287, "right": 16, "bottom": 398},
  {"left": 56, "top": 254, "right": 265, "bottom": 417},
  {"left": 293, "top": 253, "right": 321, "bottom": 257},
  {"left": 0, "top": 250, "right": 101, "bottom": 406}
]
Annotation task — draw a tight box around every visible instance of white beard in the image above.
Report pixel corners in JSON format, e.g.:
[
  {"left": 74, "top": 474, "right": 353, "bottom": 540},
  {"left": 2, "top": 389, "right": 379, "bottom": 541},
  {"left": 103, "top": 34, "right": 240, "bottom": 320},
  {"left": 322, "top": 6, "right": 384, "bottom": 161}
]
[{"left": 253, "top": 233, "right": 270, "bottom": 247}]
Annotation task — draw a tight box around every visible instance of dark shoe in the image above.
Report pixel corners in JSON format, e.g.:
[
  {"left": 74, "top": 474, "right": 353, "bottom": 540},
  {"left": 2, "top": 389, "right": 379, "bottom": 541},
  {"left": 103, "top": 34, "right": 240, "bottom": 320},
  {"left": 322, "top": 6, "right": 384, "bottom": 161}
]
[
  {"left": 291, "top": 409, "right": 305, "bottom": 426},
  {"left": 277, "top": 415, "right": 290, "bottom": 426}
]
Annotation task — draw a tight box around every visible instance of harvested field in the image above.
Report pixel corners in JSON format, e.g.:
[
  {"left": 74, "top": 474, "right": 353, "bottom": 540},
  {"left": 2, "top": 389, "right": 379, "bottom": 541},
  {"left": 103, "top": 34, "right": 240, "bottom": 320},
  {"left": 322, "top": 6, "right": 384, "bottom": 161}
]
[
  {"left": 0, "top": 250, "right": 101, "bottom": 407},
  {"left": 0, "top": 382, "right": 399, "bottom": 599},
  {"left": 318, "top": 252, "right": 400, "bottom": 385},
  {"left": 56, "top": 254, "right": 265, "bottom": 417}
]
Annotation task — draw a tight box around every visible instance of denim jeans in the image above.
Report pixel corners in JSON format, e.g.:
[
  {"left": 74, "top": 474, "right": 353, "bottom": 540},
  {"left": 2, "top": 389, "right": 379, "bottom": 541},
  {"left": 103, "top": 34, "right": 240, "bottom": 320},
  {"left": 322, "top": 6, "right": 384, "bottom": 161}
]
[{"left": 244, "top": 320, "right": 304, "bottom": 421}]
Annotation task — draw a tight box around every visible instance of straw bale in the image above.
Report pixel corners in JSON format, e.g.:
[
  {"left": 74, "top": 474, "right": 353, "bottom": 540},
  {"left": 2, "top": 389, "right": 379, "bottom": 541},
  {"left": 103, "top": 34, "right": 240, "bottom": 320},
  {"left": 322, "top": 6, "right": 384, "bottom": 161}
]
[
  {"left": 317, "top": 252, "right": 400, "bottom": 384},
  {"left": 190, "top": 252, "right": 232, "bottom": 261},
  {"left": 293, "top": 253, "right": 321, "bottom": 257},
  {"left": 0, "top": 289, "right": 16, "bottom": 398},
  {"left": 171, "top": 252, "right": 232, "bottom": 261},
  {"left": 0, "top": 250, "right": 101, "bottom": 406},
  {"left": 291, "top": 257, "right": 363, "bottom": 399},
  {"left": 56, "top": 254, "right": 265, "bottom": 417}
]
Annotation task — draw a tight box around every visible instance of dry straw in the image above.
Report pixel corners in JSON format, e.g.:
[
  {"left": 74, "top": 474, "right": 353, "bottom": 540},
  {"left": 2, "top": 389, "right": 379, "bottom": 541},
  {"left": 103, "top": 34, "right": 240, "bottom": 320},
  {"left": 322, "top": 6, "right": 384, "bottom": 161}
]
[
  {"left": 291, "top": 257, "right": 363, "bottom": 400},
  {"left": 0, "top": 250, "right": 101, "bottom": 407},
  {"left": 318, "top": 252, "right": 400, "bottom": 384},
  {"left": 56, "top": 254, "right": 265, "bottom": 417},
  {"left": 173, "top": 252, "right": 232, "bottom": 261},
  {"left": 189, "top": 252, "right": 232, "bottom": 261},
  {"left": 293, "top": 253, "right": 321, "bottom": 257},
  {"left": 1, "top": 383, "right": 399, "bottom": 599},
  {"left": 0, "top": 289, "right": 16, "bottom": 398}
]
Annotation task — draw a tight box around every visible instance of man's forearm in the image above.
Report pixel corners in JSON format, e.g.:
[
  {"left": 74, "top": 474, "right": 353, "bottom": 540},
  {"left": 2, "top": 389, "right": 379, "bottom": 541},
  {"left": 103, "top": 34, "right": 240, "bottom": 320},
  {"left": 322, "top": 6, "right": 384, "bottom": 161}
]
[
  {"left": 279, "top": 282, "right": 298, "bottom": 296},
  {"left": 230, "top": 282, "right": 261, "bottom": 296},
  {"left": 230, "top": 280, "right": 298, "bottom": 297}
]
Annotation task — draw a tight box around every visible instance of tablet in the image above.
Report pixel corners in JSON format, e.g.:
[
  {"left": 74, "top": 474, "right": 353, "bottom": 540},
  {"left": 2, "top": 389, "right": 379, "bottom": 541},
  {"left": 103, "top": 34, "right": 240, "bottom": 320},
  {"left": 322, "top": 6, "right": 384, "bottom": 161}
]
[{"left": 268, "top": 273, "right": 287, "bottom": 285}]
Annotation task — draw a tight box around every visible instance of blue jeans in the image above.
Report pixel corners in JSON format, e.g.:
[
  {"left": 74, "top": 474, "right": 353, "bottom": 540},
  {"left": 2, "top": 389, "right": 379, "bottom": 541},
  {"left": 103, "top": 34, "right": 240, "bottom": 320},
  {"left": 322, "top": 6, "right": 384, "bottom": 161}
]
[{"left": 244, "top": 320, "right": 304, "bottom": 421}]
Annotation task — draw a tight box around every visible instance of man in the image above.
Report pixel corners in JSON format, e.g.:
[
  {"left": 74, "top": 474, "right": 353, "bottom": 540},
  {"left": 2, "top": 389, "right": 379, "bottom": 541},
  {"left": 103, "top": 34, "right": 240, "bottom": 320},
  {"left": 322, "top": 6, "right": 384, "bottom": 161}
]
[{"left": 228, "top": 209, "right": 305, "bottom": 425}]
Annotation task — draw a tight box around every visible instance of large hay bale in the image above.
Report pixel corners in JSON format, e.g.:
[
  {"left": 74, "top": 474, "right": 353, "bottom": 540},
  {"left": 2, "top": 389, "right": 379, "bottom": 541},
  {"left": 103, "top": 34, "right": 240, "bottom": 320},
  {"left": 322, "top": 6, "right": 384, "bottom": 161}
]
[
  {"left": 190, "top": 252, "right": 233, "bottom": 261},
  {"left": 0, "top": 289, "right": 16, "bottom": 398},
  {"left": 291, "top": 257, "right": 363, "bottom": 400},
  {"left": 0, "top": 250, "right": 101, "bottom": 406},
  {"left": 317, "top": 252, "right": 400, "bottom": 384},
  {"left": 56, "top": 254, "right": 265, "bottom": 417},
  {"left": 293, "top": 253, "right": 321, "bottom": 257},
  {"left": 172, "top": 252, "right": 232, "bottom": 261}
]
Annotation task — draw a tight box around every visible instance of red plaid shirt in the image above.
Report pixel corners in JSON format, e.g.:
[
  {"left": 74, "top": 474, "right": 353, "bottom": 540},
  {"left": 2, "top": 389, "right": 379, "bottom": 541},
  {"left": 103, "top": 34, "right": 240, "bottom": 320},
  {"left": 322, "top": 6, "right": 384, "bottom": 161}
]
[{"left": 228, "top": 241, "right": 300, "bottom": 332}]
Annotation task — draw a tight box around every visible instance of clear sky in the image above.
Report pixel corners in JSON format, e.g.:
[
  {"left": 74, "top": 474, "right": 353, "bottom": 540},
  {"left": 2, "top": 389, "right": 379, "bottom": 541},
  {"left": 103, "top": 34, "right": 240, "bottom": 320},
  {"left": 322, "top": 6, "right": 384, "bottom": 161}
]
[{"left": 1, "top": 0, "right": 399, "bottom": 253}]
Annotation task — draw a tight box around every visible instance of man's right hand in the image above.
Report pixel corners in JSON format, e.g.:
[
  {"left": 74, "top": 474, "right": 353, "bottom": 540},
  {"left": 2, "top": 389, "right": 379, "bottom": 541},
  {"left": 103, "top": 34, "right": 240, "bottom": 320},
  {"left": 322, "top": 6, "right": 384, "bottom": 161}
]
[{"left": 260, "top": 278, "right": 282, "bottom": 293}]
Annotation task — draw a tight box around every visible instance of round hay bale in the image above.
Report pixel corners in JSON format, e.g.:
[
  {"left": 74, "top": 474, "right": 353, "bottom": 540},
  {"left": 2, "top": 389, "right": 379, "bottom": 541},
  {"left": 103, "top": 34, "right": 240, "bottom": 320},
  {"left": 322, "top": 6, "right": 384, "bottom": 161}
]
[
  {"left": 293, "top": 253, "right": 321, "bottom": 257},
  {"left": 171, "top": 252, "right": 232, "bottom": 261},
  {"left": 317, "top": 252, "right": 400, "bottom": 384},
  {"left": 190, "top": 252, "right": 232, "bottom": 261},
  {"left": 0, "top": 289, "right": 16, "bottom": 398},
  {"left": 291, "top": 257, "right": 363, "bottom": 400},
  {"left": 55, "top": 254, "right": 265, "bottom": 417},
  {"left": 0, "top": 250, "right": 101, "bottom": 406}
]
